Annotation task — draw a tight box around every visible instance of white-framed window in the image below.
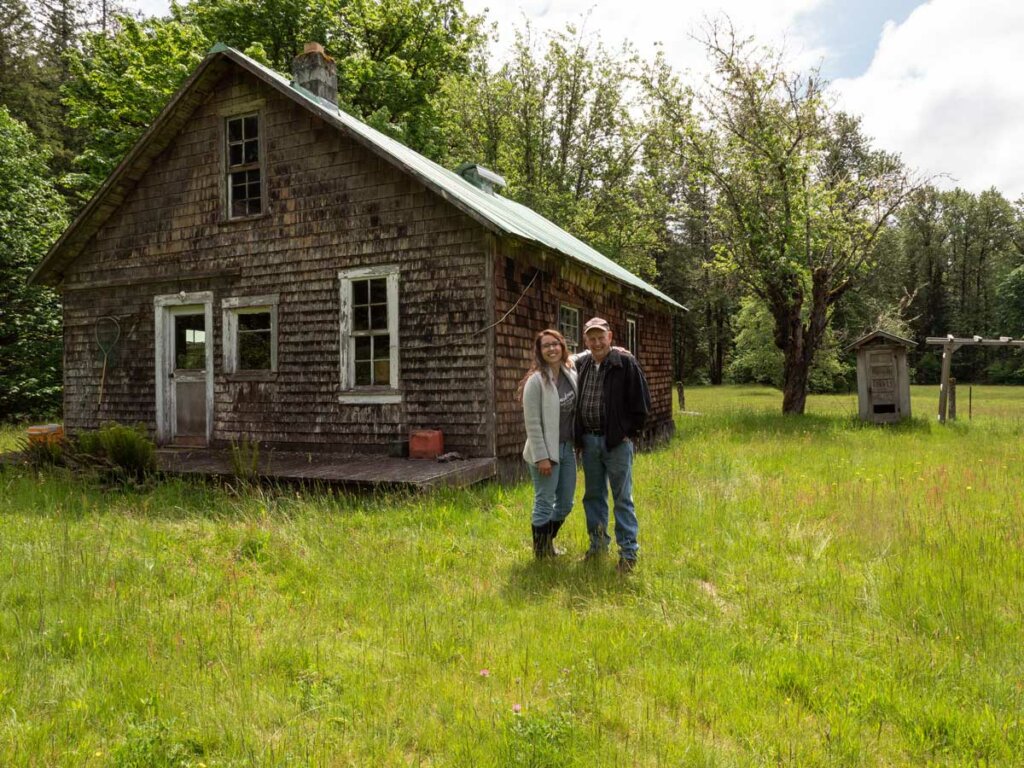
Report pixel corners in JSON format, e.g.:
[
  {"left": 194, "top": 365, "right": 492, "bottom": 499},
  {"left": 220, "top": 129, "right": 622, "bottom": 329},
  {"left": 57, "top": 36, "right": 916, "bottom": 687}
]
[
  {"left": 222, "top": 295, "right": 278, "bottom": 374},
  {"left": 226, "top": 113, "right": 262, "bottom": 218},
  {"left": 339, "top": 265, "right": 400, "bottom": 403},
  {"left": 627, "top": 317, "right": 637, "bottom": 355},
  {"left": 559, "top": 304, "right": 580, "bottom": 351}
]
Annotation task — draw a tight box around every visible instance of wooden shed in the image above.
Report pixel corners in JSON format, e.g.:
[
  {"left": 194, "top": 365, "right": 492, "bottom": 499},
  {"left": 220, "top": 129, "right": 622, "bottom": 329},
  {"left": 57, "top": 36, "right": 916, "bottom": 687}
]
[
  {"left": 847, "top": 330, "right": 916, "bottom": 423},
  {"left": 29, "top": 43, "right": 684, "bottom": 482}
]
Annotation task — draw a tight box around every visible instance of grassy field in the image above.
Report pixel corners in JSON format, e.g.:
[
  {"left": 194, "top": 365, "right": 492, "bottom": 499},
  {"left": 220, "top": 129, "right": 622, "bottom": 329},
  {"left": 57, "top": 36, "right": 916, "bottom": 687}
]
[{"left": 1, "top": 385, "right": 1022, "bottom": 766}]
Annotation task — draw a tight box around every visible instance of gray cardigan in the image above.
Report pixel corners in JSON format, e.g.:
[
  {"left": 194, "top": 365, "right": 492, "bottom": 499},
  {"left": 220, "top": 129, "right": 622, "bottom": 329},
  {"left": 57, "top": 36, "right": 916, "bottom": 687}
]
[{"left": 521, "top": 365, "right": 579, "bottom": 464}]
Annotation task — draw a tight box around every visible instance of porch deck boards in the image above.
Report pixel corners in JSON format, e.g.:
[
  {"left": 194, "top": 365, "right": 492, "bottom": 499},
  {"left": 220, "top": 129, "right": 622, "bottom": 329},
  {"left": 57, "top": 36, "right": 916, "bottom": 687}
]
[{"left": 156, "top": 448, "right": 497, "bottom": 489}]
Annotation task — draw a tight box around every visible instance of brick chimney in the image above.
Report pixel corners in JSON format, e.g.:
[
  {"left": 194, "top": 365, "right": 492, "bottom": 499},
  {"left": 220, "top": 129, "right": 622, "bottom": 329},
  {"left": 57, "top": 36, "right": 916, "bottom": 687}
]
[{"left": 292, "top": 42, "right": 337, "bottom": 104}]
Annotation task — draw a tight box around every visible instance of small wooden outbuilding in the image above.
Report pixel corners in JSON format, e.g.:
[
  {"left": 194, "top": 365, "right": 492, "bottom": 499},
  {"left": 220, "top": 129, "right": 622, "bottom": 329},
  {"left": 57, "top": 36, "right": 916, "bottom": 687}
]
[
  {"left": 29, "top": 42, "right": 684, "bottom": 481},
  {"left": 847, "top": 331, "right": 916, "bottom": 423}
]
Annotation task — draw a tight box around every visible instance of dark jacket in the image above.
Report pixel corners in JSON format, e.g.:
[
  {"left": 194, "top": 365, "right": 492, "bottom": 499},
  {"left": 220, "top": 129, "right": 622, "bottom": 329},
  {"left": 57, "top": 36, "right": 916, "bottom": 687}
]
[{"left": 573, "top": 347, "right": 651, "bottom": 449}]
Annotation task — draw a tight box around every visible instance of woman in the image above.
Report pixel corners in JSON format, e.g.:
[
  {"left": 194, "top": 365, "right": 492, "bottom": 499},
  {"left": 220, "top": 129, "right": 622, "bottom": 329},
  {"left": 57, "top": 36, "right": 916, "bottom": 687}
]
[{"left": 519, "top": 328, "right": 578, "bottom": 558}]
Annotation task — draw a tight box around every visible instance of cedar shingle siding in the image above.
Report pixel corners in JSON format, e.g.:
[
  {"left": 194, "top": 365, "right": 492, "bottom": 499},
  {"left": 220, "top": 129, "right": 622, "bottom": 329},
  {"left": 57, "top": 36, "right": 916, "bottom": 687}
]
[{"left": 56, "top": 56, "right": 676, "bottom": 470}]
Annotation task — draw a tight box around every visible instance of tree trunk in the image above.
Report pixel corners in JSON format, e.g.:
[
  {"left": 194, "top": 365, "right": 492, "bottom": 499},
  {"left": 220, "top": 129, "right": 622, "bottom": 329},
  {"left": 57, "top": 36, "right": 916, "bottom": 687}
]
[
  {"left": 779, "top": 268, "right": 833, "bottom": 415},
  {"left": 781, "top": 337, "right": 809, "bottom": 414}
]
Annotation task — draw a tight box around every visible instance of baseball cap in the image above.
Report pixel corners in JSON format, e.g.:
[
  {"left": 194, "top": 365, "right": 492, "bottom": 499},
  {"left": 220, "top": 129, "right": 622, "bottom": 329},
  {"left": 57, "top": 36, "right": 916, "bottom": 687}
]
[{"left": 583, "top": 317, "right": 611, "bottom": 333}]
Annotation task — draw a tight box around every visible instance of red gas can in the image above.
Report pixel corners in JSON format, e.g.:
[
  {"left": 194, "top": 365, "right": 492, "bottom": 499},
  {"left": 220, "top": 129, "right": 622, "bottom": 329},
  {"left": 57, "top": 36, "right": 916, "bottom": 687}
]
[{"left": 409, "top": 429, "right": 444, "bottom": 460}]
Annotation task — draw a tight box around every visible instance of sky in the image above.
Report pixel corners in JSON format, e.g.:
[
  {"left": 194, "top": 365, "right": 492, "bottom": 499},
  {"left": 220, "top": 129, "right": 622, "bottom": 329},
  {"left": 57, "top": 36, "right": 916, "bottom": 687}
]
[{"left": 130, "top": 0, "right": 1024, "bottom": 200}]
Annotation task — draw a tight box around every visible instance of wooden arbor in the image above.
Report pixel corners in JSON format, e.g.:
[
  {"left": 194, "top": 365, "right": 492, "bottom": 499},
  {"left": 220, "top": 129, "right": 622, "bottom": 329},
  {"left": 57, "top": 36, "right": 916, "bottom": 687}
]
[
  {"left": 847, "top": 331, "right": 916, "bottom": 423},
  {"left": 926, "top": 335, "right": 1024, "bottom": 423}
]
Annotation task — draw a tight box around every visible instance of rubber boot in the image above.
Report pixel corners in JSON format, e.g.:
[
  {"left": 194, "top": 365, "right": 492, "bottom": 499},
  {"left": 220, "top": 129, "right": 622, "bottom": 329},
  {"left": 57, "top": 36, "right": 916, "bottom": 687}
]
[
  {"left": 532, "top": 524, "right": 550, "bottom": 559},
  {"left": 547, "top": 519, "right": 565, "bottom": 557}
]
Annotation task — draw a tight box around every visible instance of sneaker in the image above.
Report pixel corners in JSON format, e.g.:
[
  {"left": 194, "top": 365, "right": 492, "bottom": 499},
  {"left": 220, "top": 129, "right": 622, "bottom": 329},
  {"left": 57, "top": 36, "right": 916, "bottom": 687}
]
[{"left": 616, "top": 557, "right": 637, "bottom": 574}]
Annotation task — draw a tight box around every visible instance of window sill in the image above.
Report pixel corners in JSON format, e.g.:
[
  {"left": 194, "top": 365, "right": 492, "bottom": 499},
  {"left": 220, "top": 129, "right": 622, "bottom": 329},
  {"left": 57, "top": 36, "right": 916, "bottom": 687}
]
[
  {"left": 338, "top": 390, "right": 403, "bottom": 404},
  {"left": 226, "top": 371, "right": 278, "bottom": 382},
  {"left": 220, "top": 212, "right": 269, "bottom": 224}
]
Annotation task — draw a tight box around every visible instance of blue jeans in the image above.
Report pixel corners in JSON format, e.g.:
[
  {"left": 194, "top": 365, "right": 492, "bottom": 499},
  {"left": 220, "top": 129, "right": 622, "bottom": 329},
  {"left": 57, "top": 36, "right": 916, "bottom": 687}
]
[
  {"left": 581, "top": 433, "right": 638, "bottom": 559},
  {"left": 527, "top": 441, "right": 577, "bottom": 527}
]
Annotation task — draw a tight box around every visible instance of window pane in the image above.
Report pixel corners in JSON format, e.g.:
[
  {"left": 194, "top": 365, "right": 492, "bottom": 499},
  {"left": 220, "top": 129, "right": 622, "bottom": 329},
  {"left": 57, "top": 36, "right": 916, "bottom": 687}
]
[
  {"left": 243, "top": 139, "right": 258, "bottom": 164},
  {"left": 232, "top": 199, "right": 248, "bottom": 218},
  {"left": 370, "top": 278, "right": 387, "bottom": 303},
  {"left": 353, "top": 305, "right": 370, "bottom": 332},
  {"left": 373, "top": 334, "right": 390, "bottom": 360},
  {"left": 243, "top": 115, "right": 258, "bottom": 139},
  {"left": 370, "top": 303, "right": 388, "bottom": 330},
  {"left": 247, "top": 181, "right": 260, "bottom": 199},
  {"left": 354, "top": 361, "right": 372, "bottom": 386},
  {"left": 229, "top": 144, "right": 242, "bottom": 166},
  {"left": 246, "top": 198, "right": 261, "bottom": 216},
  {"left": 354, "top": 336, "right": 372, "bottom": 361},
  {"left": 373, "top": 360, "right": 390, "bottom": 384},
  {"left": 239, "top": 312, "right": 271, "bottom": 332},
  {"left": 353, "top": 280, "right": 368, "bottom": 306},
  {"left": 228, "top": 118, "right": 242, "bottom": 142},
  {"left": 174, "top": 314, "right": 205, "bottom": 370},
  {"left": 238, "top": 331, "right": 272, "bottom": 370}
]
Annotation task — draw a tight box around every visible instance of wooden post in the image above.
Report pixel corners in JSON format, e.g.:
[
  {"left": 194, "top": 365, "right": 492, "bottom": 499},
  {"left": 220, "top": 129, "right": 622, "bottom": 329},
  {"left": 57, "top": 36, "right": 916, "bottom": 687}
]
[
  {"left": 948, "top": 377, "right": 956, "bottom": 421},
  {"left": 937, "top": 341, "right": 954, "bottom": 423}
]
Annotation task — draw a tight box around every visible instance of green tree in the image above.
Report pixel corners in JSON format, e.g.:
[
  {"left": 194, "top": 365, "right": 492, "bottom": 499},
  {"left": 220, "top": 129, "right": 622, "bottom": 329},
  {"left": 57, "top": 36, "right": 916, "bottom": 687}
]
[
  {"left": 174, "top": 0, "right": 484, "bottom": 158},
  {"left": 62, "top": 15, "right": 209, "bottom": 202},
  {"left": 726, "top": 295, "right": 851, "bottom": 392},
  {"left": 437, "top": 25, "right": 669, "bottom": 280},
  {"left": 0, "top": 107, "right": 68, "bottom": 420},
  {"left": 649, "top": 25, "right": 914, "bottom": 413}
]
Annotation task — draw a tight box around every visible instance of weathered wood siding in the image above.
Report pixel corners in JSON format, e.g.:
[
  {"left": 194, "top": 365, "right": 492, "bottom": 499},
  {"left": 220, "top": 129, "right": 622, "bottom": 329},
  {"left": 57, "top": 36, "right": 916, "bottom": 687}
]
[
  {"left": 61, "top": 65, "right": 493, "bottom": 456},
  {"left": 492, "top": 238, "right": 676, "bottom": 472}
]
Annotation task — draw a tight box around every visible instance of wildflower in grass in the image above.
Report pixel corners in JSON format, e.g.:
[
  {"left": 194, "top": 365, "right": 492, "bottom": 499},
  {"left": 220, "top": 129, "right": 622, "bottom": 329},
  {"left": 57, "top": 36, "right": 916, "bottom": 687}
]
[
  {"left": 480, "top": 668, "right": 490, "bottom": 678},
  {"left": 512, "top": 703, "right": 522, "bottom": 714}
]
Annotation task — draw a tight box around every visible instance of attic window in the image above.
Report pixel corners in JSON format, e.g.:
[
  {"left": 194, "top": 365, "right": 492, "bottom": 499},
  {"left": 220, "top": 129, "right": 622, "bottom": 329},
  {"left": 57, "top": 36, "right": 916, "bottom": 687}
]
[{"left": 226, "top": 114, "right": 262, "bottom": 218}]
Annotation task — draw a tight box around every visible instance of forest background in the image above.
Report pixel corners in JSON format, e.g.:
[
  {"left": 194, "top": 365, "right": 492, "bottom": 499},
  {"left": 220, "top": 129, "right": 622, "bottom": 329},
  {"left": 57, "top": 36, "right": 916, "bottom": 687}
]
[{"left": 3, "top": 0, "right": 1024, "bottom": 420}]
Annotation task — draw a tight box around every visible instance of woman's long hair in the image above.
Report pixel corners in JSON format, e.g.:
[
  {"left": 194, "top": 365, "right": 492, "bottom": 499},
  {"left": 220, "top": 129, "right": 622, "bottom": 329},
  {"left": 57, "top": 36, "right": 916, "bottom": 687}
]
[{"left": 516, "top": 328, "right": 573, "bottom": 401}]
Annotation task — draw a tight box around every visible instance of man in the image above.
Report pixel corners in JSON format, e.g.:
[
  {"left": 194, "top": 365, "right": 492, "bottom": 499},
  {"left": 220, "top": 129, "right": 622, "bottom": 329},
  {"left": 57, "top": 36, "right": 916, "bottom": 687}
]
[{"left": 573, "top": 317, "right": 651, "bottom": 573}]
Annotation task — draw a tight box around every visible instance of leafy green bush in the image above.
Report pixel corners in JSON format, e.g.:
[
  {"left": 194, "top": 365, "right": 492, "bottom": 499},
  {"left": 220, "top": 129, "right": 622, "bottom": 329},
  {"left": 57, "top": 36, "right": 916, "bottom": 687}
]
[
  {"left": 76, "top": 422, "right": 156, "bottom": 480},
  {"left": 726, "top": 296, "right": 854, "bottom": 393}
]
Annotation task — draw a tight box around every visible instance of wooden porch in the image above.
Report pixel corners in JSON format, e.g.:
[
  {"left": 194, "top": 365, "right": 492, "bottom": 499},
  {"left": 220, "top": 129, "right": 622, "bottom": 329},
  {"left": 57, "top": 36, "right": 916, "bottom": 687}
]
[{"left": 156, "top": 448, "right": 497, "bottom": 490}]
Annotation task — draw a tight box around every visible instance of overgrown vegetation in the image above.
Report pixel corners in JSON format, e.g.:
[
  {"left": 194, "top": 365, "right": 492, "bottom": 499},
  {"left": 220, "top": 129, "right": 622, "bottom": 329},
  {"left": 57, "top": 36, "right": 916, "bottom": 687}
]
[
  {"left": 13, "top": 421, "right": 156, "bottom": 482},
  {"left": 1, "top": 386, "right": 1022, "bottom": 764}
]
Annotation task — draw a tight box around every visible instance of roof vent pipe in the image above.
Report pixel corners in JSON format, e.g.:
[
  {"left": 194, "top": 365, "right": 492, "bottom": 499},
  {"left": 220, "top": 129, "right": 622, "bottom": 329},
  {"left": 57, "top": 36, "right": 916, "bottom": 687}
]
[
  {"left": 292, "top": 42, "right": 337, "bottom": 105},
  {"left": 456, "top": 163, "right": 507, "bottom": 195}
]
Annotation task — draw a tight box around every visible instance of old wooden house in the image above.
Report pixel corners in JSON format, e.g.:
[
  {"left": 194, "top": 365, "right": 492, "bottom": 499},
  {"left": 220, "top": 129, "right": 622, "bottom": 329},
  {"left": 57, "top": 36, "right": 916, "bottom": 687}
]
[{"left": 30, "top": 43, "right": 684, "bottom": 481}]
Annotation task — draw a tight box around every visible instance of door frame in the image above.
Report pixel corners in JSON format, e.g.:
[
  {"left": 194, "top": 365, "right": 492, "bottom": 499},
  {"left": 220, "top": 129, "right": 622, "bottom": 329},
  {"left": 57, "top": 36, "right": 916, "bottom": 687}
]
[{"left": 154, "top": 292, "right": 214, "bottom": 445}]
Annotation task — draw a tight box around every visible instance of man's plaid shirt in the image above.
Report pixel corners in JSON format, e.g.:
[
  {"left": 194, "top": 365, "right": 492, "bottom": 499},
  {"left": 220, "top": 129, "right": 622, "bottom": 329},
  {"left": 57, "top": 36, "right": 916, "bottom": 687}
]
[{"left": 579, "top": 360, "right": 606, "bottom": 432}]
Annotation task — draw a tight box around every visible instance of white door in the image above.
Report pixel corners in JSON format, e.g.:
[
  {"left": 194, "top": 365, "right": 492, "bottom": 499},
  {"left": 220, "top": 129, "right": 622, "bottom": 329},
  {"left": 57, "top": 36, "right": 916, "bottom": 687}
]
[
  {"left": 169, "top": 307, "right": 208, "bottom": 444},
  {"left": 155, "top": 293, "right": 213, "bottom": 446}
]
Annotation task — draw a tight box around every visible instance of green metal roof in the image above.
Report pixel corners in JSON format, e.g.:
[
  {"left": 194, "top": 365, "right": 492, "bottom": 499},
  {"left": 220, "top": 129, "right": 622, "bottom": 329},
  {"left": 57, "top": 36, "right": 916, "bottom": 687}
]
[{"left": 211, "top": 44, "right": 684, "bottom": 311}]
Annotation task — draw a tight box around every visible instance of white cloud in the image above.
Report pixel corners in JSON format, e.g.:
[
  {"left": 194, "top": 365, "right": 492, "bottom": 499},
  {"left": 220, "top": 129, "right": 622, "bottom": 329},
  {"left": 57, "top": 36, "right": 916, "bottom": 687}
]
[
  {"left": 465, "top": 0, "right": 827, "bottom": 75},
  {"left": 832, "top": 0, "right": 1024, "bottom": 199}
]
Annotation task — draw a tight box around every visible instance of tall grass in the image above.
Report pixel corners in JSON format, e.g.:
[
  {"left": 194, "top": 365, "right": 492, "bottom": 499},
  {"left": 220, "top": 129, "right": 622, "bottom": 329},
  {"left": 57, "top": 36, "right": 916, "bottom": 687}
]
[{"left": 1, "top": 386, "right": 1022, "bottom": 765}]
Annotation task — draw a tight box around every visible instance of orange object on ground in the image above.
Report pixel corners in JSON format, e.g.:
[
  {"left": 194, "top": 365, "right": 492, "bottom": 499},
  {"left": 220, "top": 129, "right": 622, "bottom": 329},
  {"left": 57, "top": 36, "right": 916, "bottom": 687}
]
[
  {"left": 409, "top": 429, "right": 444, "bottom": 459},
  {"left": 27, "top": 424, "right": 64, "bottom": 445}
]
